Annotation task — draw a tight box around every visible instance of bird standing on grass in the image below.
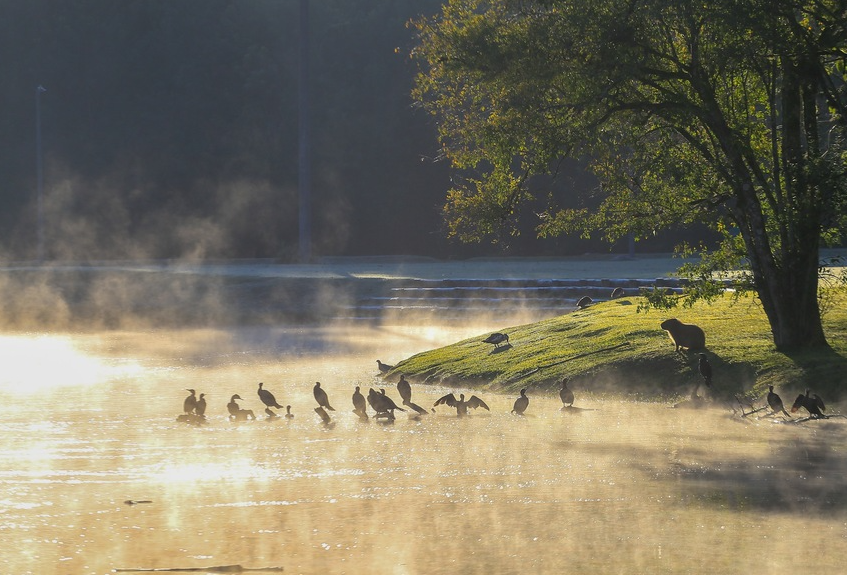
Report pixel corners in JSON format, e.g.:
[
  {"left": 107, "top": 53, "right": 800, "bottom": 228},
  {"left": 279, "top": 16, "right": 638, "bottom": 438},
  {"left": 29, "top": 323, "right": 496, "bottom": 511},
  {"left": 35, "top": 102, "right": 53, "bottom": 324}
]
[
  {"left": 482, "top": 332, "right": 510, "bottom": 349},
  {"left": 512, "top": 388, "right": 529, "bottom": 415},
  {"left": 313, "top": 382, "right": 335, "bottom": 411}
]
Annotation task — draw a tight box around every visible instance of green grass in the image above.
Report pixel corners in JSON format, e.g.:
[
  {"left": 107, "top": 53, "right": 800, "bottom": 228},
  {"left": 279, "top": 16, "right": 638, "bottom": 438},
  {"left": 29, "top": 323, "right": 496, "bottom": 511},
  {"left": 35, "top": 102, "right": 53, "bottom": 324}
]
[{"left": 391, "top": 293, "right": 847, "bottom": 403}]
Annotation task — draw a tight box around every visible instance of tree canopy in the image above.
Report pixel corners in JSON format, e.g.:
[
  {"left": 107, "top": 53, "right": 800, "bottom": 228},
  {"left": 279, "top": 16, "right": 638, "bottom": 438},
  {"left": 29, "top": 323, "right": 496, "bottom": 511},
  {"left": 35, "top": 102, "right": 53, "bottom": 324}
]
[{"left": 411, "top": 0, "right": 847, "bottom": 350}]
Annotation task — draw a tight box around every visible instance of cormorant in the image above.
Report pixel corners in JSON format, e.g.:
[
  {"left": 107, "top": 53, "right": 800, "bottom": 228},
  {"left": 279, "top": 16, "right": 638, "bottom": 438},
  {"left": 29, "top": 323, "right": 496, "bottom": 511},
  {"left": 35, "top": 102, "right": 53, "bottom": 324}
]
[
  {"left": 352, "top": 386, "right": 368, "bottom": 418},
  {"left": 183, "top": 389, "right": 197, "bottom": 415},
  {"left": 367, "top": 387, "right": 406, "bottom": 418},
  {"left": 285, "top": 405, "right": 294, "bottom": 419},
  {"left": 195, "top": 393, "right": 207, "bottom": 418},
  {"left": 313, "top": 382, "right": 335, "bottom": 411},
  {"left": 377, "top": 360, "right": 394, "bottom": 373},
  {"left": 258, "top": 382, "right": 283, "bottom": 416},
  {"left": 397, "top": 374, "right": 412, "bottom": 405},
  {"left": 559, "top": 379, "right": 574, "bottom": 408},
  {"left": 512, "top": 388, "right": 529, "bottom": 415},
  {"left": 482, "top": 332, "right": 510, "bottom": 349},
  {"left": 698, "top": 353, "right": 712, "bottom": 387},
  {"left": 227, "top": 394, "right": 255, "bottom": 421},
  {"left": 766, "top": 385, "right": 790, "bottom": 417},
  {"left": 791, "top": 389, "right": 825, "bottom": 418},
  {"left": 433, "top": 393, "right": 490, "bottom": 417}
]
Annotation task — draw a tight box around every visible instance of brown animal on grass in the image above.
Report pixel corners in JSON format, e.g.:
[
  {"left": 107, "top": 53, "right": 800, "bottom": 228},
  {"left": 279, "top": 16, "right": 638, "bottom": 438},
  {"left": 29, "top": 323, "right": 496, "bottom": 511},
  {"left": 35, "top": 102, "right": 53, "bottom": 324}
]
[{"left": 660, "top": 318, "right": 706, "bottom": 353}]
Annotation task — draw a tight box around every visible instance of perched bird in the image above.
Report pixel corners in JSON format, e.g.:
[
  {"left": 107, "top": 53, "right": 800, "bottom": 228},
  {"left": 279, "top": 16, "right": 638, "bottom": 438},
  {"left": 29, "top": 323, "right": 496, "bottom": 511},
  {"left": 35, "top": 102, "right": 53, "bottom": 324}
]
[
  {"left": 766, "top": 385, "right": 790, "bottom": 417},
  {"left": 396, "top": 374, "right": 412, "bottom": 405},
  {"left": 698, "top": 353, "right": 712, "bottom": 387},
  {"left": 285, "top": 405, "right": 294, "bottom": 419},
  {"left": 576, "top": 296, "right": 593, "bottom": 309},
  {"left": 377, "top": 360, "right": 394, "bottom": 373},
  {"left": 183, "top": 389, "right": 197, "bottom": 415},
  {"left": 313, "top": 381, "right": 335, "bottom": 411},
  {"left": 512, "top": 388, "right": 529, "bottom": 415},
  {"left": 791, "top": 389, "right": 825, "bottom": 418},
  {"left": 610, "top": 287, "right": 625, "bottom": 299},
  {"left": 258, "top": 382, "right": 283, "bottom": 415},
  {"left": 195, "top": 393, "right": 207, "bottom": 418},
  {"left": 378, "top": 388, "right": 405, "bottom": 412},
  {"left": 559, "top": 379, "right": 575, "bottom": 408},
  {"left": 367, "top": 387, "right": 406, "bottom": 418},
  {"left": 482, "top": 332, "right": 510, "bottom": 349},
  {"left": 433, "top": 393, "right": 490, "bottom": 417},
  {"left": 227, "top": 394, "right": 255, "bottom": 421},
  {"left": 352, "top": 386, "right": 368, "bottom": 418},
  {"left": 812, "top": 392, "right": 826, "bottom": 414}
]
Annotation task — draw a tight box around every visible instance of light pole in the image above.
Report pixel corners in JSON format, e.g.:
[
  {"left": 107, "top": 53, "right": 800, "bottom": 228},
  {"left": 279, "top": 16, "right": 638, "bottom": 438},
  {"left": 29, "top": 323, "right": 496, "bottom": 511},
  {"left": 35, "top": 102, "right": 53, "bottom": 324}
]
[{"left": 35, "top": 85, "right": 46, "bottom": 262}]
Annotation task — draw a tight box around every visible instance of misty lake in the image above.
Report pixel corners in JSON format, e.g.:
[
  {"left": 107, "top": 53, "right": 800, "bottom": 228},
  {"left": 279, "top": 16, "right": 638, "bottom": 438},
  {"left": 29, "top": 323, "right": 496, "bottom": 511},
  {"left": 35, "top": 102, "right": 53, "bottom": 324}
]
[{"left": 1, "top": 261, "right": 846, "bottom": 574}]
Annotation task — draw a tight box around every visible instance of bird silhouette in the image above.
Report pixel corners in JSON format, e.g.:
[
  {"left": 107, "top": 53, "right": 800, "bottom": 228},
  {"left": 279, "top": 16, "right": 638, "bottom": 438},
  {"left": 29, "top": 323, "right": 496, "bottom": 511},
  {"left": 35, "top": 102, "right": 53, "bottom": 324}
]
[
  {"left": 559, "top": 379, "right": 575, "bottom": 408},
  {"left": 195, "top": 393, "right": 207, "bottom": 418},
  {"left": 285, "top": 405, "right": 294, "bottom": 419},
  {"left": 482, "top": 332, "right": 510, "bottom": 349},
  {"left": 183, "top": 389, "right": 197, "bottom": 415},
  {"left": 766, "top": 385, "right": 790, "bottom": 417},
  {"left": 512, "top": 388, "right": 529, "bottom": 415},
  {"left": 433, "top": 393, "right": 490, "bottom": 417},
  {"left": 791, "top": 389, "right": 825, "bottom": 418},
  {"left": 396, "top": 374, "right": 412, "bottom": 405},
  {"left": 313, "top": 382, "right": 335, "bottom": 411},
  {"left": 258, "top": 382, "right": 283, "bottom": 416},
  {"left": 367, "top": 387, "right": 406, "bottom": 418},
  {"left": 352, "top": 386, "right": 368, "bottom": 418},
  {"left": 698, "top": 353, "right": 712, "bottom": 387},
  {"left": 227, "top": 394, "right": 255, "bottom": 421},
  {"left": 377, "top": 360, "right": 394, "bottom": 373}
]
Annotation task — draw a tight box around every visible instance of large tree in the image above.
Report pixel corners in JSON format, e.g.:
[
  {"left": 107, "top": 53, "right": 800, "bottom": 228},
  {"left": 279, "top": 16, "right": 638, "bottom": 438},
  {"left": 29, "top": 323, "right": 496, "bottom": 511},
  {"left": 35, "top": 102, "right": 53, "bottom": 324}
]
[{"left": 410, "top": 0, "right": 847, "bottom": 350}]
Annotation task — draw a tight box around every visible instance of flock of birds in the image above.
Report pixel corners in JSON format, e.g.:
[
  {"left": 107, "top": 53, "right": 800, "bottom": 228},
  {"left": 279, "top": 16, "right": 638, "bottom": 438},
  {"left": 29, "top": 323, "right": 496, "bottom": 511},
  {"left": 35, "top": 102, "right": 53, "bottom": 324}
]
[{"left": 178, "top": 369, "right": 578, "bottom": 424}]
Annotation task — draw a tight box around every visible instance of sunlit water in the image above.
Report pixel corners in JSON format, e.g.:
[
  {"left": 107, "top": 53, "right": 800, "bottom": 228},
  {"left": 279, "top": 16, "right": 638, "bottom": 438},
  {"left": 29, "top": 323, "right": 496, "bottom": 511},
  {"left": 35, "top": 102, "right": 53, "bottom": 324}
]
[{"left": 1, "top": 325, "right": 846, "bottom": 575}]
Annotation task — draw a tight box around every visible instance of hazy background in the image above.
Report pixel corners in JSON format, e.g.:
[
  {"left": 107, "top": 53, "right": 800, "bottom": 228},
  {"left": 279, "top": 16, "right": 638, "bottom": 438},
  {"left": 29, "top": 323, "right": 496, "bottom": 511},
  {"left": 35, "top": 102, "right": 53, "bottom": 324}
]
[{"left": 0, "top": 0, "right": 719, "bottom": 262}]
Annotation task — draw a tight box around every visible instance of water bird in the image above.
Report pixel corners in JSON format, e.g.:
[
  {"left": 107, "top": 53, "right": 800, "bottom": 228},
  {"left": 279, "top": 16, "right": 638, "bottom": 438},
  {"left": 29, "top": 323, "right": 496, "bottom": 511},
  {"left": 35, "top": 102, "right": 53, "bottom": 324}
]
[
  {"left": 698, "top": 353, "right": 712, "bottom": 387},
  {"left": 352, "top": 386, "right": 368, "bottom": 419},
  {"left": 195, "top": 393, "right": 207, "bottom": 418},
  {"left": 766, "top": 385, "right": 790, "bottom": 417},
  {"left": 512, "top": 388, "right": 529, "bottom": 415},
  {"left": 396, "top": 374, "right": 412, "bottom": 405},
  {"left": 257, "top": 382, "right": 283, "bottom": 416},
  {"left": 285, "top": 405, "right": 294, "bottom": 419},
  {"left": 183, "top": 389, "right": 197, "bottom": 415},
  {"left": 227, "top": 394, "right": 255, "bottom": 421},
  {"left": 559, "top": 379, "right": 575, "bottom": 408},
  {"left": 313, "top": 382, "right": 335, "bottom": 411},
  {"left": 377, "top": 360, "right": 394, "bottom": 373},
  {"left": 482, "top": 332, "right": 509, "bottom": 349},
  {"left": 367, "top": 387, "right": 405, "bottom": 418},
  {"left": 791, "top": 389, "right": 825, "bottom": 418},
  {"left": 576, "top": 296, "right": 593, "bottom": 309},
  {"left": 433, "top": 393, "right": 490, "bottom": 417}
]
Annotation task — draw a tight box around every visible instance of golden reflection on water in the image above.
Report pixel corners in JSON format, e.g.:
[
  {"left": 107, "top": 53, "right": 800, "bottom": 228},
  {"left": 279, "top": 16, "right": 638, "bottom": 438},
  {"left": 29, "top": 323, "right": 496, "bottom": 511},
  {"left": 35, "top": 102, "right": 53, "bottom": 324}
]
[{"left": 0, "top": 327, "right": 846, "bottom": 574}]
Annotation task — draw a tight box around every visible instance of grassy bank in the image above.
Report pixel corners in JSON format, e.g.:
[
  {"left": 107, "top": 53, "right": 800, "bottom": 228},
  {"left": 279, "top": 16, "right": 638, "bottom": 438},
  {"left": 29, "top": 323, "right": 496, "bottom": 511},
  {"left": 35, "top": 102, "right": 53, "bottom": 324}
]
[{"left": 389, "top": 292, "right": 847, "bottom": 404}]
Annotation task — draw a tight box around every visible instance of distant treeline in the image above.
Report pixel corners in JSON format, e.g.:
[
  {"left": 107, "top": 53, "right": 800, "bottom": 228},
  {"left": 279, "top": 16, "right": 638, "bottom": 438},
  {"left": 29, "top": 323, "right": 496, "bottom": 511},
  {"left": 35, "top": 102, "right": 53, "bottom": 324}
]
[{"left": 0, "top": 1, "right": 711, "bottom": 261}]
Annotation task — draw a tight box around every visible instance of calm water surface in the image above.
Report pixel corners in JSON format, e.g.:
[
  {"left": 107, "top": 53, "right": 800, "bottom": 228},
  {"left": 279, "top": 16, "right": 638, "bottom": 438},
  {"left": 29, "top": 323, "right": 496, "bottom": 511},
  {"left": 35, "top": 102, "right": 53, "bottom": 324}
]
[{"left": 1, "top": 324, "right": 845, "bottom": 574}]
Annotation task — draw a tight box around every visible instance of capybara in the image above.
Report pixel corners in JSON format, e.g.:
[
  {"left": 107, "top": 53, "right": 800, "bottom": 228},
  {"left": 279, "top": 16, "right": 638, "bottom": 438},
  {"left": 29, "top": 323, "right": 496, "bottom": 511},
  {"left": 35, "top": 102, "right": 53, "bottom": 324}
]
[{"left": 660, "top": 318, "right": 706, "bottom": 352}]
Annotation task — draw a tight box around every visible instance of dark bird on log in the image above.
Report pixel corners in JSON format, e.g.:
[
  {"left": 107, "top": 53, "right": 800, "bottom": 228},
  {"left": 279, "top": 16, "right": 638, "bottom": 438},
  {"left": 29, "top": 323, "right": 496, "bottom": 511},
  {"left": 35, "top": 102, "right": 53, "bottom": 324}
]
[
  {"left": 610, "top": 287, "right": 625, "bottom": 299},
  {"left": 183, "top": 389, "right": 197, "bottom": 415},
  {"left": 352, "top": 386, "right": 368, "bottom": 418},
  {"left": 766, "top": 385, "right": 790, "bottom": 417},
  {"left": 791, "top": 389, "right": 825, "bottom": 418},
  {"left": 512, "top": 388, "right": 529, "bottom": 415},
  {"left": 698, "top": 353, "right": 712, "bottom": 387},
  {"left": 397, "top": 374, "right": 412, "bottom": 405},
  {"left": 377, "top": 360, "right": 394, "bottom": 373},
  {"left": 285, "top": 405, "right": 294, "bottom": 419},
  {"left": 227, "top": 394, "right": 255, "bottom": 421},
  {"left": 367, "top": 387, "right": 405, "bottom": 419},
  {"left": 313, "top": 381, "right": 335, "bottom": 411},
  {"left": 195, "top": 393, "right": 207, "bottom": 418},
  {"left": 433, "top": 393, "right": 490, "bottom": 417},
  {"left": 812, "top": 392, "right": 826, "bottom": 413},
  {"left": 576, "top": 296, "right": 593, "bottom": 309},
  {"left": 257, "top": 382, "right": 283, "bottom": 413},
  {"left": 482, "top": 332, "right": 510, "bottom": 348},
  {"left": 559, "top": 379, "right": 575, "bottom": 408}
]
